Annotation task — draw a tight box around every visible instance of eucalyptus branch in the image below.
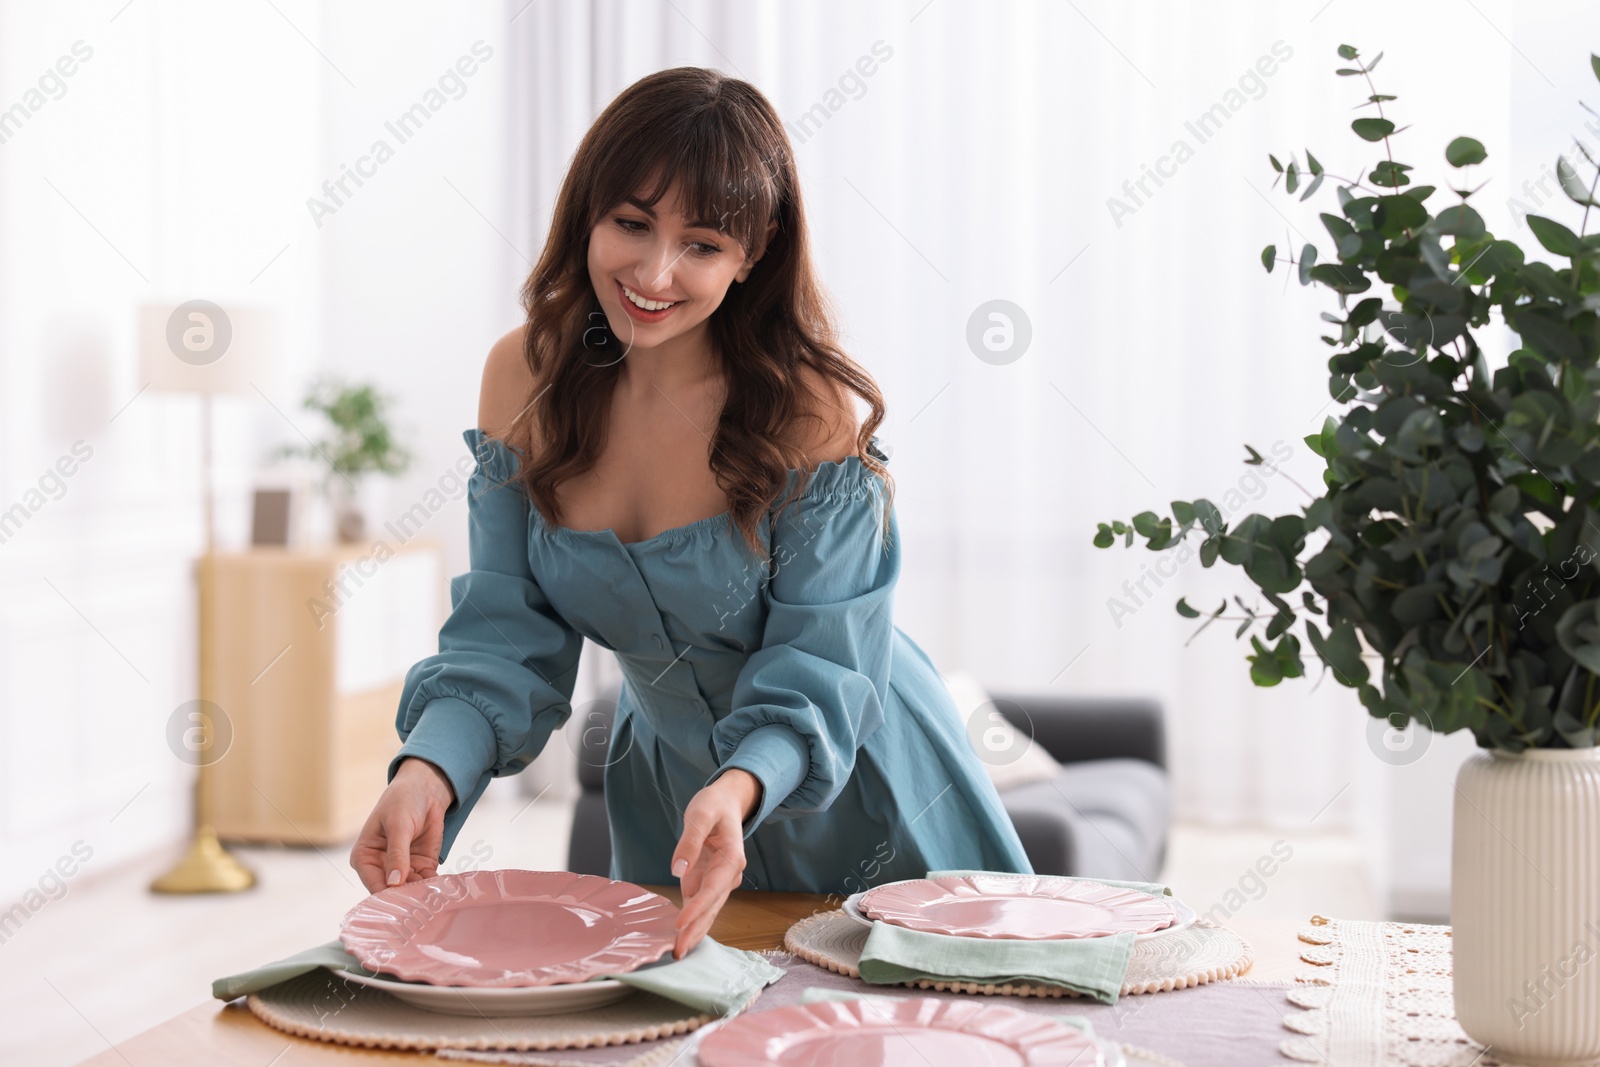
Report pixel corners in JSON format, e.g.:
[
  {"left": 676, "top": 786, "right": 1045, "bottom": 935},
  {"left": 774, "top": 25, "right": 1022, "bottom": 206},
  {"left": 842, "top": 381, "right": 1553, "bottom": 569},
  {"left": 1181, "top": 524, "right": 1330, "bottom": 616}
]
[{"left": 1096, "top": 43, "right": 1600, "bottom": 749}]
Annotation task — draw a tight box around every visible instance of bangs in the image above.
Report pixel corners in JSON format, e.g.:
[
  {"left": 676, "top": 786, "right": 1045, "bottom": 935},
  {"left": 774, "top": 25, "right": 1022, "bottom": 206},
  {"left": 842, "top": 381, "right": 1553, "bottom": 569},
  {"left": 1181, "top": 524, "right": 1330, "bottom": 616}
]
[{"left": 589, "top": 106, "right": 783, "bottom": 257}]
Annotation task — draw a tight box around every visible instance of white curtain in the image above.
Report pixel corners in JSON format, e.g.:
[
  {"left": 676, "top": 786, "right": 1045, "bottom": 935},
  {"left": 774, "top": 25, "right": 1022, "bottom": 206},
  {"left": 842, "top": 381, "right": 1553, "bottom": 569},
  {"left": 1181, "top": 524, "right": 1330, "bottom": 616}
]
[{"left": 506, "top": 0, "right": 1596, "bottom": 903}]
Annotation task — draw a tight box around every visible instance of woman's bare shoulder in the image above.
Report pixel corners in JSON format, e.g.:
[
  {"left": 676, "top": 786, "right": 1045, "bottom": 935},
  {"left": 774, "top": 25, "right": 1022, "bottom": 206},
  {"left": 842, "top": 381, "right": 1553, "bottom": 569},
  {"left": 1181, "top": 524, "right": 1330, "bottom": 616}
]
[
  {"left": 479, "top": 323, "right": 534, "bottom": 442},
  {"left": 783, "top": 362, "right": 860, "bottom": 470}
]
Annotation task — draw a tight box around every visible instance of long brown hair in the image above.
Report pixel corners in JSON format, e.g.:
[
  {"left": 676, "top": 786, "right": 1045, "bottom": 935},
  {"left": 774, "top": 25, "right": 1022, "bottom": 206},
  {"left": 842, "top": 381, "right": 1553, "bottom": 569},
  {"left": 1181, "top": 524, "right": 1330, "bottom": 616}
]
[{"left": 501, "top": 66, "right": 892, "bottom": 562}]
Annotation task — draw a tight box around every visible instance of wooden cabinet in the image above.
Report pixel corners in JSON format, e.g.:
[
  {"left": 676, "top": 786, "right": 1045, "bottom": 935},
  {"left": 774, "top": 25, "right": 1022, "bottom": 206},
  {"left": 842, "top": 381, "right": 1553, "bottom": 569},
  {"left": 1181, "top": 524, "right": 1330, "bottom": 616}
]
[{"left": 203, "top": 540, "right": 444, "bottom": 844}]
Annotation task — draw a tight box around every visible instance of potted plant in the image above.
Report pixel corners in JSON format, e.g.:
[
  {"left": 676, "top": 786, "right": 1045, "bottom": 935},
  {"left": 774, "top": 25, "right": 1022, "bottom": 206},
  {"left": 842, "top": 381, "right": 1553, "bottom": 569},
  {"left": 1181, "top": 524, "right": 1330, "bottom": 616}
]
[
  {"left": 270, "top": 377, "right": 413, "bottom": 543},
  {"left": 1098, "top": 46, "right": 1600, "bottom": 1063}
]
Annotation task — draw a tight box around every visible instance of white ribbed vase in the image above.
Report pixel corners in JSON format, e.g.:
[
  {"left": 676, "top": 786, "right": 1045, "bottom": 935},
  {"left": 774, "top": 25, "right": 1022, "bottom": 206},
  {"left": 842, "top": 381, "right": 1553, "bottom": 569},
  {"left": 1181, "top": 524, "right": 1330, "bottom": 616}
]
[{"left": 1453, "top": 746, "right": 1600, "bottom": 1065}]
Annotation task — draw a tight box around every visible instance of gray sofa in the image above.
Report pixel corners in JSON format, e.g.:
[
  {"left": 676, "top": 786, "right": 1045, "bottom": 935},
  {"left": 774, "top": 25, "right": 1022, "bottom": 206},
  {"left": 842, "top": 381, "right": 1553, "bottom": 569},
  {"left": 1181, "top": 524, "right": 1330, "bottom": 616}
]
[{"left": 565, "top": 686, "right": 1170, "bottom": 882}]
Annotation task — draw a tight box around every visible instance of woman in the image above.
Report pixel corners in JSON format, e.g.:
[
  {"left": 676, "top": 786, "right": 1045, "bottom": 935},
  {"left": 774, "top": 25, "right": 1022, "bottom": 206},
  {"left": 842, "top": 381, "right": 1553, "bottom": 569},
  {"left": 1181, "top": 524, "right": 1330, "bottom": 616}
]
[{"left": 350, "top": 66, "right": 1031, "bottom": 959}]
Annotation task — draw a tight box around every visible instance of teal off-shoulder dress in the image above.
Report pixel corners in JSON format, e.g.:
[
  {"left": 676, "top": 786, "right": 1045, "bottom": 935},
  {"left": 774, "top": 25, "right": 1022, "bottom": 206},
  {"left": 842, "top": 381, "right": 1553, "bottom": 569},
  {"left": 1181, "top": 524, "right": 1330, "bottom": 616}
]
[{"left": 387, "top": 427, "right": 1032, "bottom": 895}]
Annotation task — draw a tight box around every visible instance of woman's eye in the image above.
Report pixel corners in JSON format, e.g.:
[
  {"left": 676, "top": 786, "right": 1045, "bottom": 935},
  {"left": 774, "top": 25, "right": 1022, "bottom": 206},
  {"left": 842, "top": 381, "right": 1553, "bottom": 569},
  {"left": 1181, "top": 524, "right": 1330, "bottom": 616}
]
[{"left": 613, "top": 218, "right": 719, "bottom": 258}]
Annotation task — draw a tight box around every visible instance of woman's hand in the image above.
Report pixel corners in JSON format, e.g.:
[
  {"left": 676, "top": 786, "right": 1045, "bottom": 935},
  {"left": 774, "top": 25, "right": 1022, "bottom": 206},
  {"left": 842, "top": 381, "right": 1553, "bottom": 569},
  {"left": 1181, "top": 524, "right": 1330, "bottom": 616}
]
[
  {"left": 670, "top": 769, "right": 762, "bottom": 959},
  {"left": 350, "top": 757, "right": 455, "bottom": 894}
]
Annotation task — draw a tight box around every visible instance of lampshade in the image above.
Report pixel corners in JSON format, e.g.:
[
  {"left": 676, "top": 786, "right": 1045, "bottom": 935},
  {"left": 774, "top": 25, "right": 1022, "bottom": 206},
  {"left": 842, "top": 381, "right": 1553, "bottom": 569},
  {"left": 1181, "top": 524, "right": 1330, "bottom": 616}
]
[{"left": 138, "top": 300, "right": 279, "bottom": 396}]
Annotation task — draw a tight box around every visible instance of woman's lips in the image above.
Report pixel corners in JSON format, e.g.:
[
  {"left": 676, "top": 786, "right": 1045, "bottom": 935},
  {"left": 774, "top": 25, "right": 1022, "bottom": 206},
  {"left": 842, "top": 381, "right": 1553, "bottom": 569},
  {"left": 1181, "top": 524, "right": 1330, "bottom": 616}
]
[{"left": 617, "top": 280, "right": 681, "bottom": 323}]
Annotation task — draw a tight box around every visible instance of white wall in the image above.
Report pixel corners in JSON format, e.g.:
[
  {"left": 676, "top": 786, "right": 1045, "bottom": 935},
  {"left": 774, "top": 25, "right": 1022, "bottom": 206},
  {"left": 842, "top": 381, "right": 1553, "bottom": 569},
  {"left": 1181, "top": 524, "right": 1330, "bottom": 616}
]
[
  {"left": 3, "top": 0, "right": 1597, "bottom": 915},
  {"left": 0, "top": 0, "right": 537, "bottom": 901}
]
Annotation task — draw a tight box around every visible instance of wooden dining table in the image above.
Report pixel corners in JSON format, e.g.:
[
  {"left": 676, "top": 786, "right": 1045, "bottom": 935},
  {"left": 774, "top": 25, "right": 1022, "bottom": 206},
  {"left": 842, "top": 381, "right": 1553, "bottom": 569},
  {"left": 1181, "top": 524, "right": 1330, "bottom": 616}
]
[{"left": 75, "top": 887, "right": 1304, "bottom": 1066}]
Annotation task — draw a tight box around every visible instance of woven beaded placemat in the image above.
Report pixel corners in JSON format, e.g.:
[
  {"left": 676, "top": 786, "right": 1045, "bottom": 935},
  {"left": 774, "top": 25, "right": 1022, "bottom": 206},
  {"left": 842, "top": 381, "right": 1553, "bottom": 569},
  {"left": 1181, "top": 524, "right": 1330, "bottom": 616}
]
[
  {"left": 245, "top": 969, "right": 720, "bottom": 1052},
  {"left": 783, "top": 910, "right": 1253, "bottom": 998}
]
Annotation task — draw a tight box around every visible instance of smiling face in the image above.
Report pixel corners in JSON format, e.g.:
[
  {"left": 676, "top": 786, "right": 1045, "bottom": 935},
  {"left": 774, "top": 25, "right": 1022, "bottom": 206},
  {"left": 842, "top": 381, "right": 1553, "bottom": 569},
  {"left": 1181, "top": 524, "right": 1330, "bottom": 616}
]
[{"left": 586, "top": 178, "right": 768, "bottom": 357}]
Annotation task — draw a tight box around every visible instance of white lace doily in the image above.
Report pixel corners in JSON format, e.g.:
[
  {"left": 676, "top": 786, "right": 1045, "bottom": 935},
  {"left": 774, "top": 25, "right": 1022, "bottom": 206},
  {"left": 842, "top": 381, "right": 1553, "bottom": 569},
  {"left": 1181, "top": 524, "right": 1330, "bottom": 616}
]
[{"left": 1280, "top": 914, "right": 1513, "bottom": 1066}]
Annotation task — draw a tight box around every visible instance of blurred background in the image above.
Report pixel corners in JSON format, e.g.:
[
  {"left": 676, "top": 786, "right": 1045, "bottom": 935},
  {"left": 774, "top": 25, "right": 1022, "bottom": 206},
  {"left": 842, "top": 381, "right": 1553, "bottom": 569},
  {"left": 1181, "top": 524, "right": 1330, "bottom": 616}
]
[{"left": 2, "top": 0, "right": 1598, "bottom": 1061}]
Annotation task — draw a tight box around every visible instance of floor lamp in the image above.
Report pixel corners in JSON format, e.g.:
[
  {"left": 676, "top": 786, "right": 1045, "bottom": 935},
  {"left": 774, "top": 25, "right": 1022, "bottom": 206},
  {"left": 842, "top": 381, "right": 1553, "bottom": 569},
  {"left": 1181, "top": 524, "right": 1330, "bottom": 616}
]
[{"left": 140, "top": 300, "right": 279, "bottom": 894}]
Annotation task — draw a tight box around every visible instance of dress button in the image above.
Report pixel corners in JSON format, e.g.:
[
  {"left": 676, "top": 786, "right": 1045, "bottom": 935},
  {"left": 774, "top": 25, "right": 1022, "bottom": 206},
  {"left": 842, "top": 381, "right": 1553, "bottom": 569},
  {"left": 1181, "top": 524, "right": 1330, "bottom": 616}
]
[{"left": 651, "top": 634, "right": 664, "bottom": 650}]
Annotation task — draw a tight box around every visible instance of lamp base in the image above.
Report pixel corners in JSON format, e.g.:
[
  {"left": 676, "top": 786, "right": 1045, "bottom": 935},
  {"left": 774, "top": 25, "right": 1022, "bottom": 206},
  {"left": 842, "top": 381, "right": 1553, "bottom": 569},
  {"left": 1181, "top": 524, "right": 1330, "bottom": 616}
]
[{"left": 150, "top": 825, "right": 257, "bottom": 894}]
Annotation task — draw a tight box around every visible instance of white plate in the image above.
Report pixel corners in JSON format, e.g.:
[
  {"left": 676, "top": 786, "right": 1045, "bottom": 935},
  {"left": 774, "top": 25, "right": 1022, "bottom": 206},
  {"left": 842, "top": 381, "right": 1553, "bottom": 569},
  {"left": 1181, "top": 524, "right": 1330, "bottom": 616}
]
[
  {"left": 332, "top": 967, "right": 634, "bottom": 1017},
  {"left": 841, "top": 881, "right": 1197, "bottom": 943}
]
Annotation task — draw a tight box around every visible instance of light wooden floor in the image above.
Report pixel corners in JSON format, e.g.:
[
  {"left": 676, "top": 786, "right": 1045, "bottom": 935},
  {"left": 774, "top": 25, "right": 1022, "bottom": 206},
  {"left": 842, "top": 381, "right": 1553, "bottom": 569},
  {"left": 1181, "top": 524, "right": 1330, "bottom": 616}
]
[{"left": 0, "top": 793, "right": 1379, "bottom": 1067}]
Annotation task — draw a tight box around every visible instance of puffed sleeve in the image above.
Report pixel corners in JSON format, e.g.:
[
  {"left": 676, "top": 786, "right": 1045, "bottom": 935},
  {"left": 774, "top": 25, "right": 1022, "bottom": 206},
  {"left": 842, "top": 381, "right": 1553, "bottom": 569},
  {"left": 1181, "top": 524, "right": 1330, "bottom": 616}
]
[
  {"left": 710, "top": 441, "right": 897, "bottom": 835},
  {"left": 387, "top": 428, "right": 585, "bottom": 860}
]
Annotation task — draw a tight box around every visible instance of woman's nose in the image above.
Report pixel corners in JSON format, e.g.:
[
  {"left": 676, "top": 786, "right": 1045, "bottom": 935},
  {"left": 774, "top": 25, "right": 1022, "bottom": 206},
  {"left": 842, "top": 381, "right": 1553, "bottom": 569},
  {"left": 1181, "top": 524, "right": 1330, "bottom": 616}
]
[{"left": 637, "top": 241, "right": 682, "bottom": 293}]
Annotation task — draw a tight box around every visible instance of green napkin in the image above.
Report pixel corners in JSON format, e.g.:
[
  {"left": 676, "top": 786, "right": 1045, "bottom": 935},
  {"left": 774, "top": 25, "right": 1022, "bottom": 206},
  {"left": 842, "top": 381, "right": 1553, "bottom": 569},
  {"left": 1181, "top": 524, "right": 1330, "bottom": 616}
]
[
  {"left": 858, "top": 921, "right": 1133, "bottom": 1004},
  {"left": 213, "top": 937, "right": 782, "bottom": 1017},
  {"left": 855, "top": 870, "right": 1173, "bottom": 1005},
  {"left": 797, "top": 987, "right": 1098, "bottom": 1039}
]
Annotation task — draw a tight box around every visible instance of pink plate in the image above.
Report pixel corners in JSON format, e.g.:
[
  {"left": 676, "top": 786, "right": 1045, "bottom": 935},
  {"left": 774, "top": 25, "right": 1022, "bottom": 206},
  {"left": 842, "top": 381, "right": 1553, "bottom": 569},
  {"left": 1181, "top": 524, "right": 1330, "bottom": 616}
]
[
  {"left": 697, "top": 997, "right": 1103, "bottom": 1066},
  {"left": 857, "top": 874, "right": 1176, "bottom": 940},
  {"left": 339, "top": 870, "right": 677, "bottom": 987}
]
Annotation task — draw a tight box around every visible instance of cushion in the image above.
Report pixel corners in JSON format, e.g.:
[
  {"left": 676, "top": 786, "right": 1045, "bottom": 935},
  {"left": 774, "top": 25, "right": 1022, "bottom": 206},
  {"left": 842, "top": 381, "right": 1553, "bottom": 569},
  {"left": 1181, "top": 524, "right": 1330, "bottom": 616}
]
[
  {"left": 1000, "top": 759, "right": 1171, "bottom": 880},
  {"left": 940, "top": 671, "right": 1063, "bottom": 792}
]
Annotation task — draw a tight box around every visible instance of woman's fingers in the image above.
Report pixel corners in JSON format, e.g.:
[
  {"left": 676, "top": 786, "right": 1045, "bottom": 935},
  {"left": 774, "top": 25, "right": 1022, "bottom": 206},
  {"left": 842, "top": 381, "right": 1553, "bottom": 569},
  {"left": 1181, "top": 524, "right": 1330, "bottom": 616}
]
[
  {"left": 352, "top": 842, "right": 388, "bottom": 894},
  {"left": 674, "top": 863, "right": 741, "bottom": 957},
  {"left": 349, "top": 786, "right": 445, "bottom": 892},
  {"left": 384, "top": 813, "right": 415, "bottom": 887},
  {"left": 671, "top": 808, "right": 711, "bottom": 891},
  {"left": 673, "top": 841, "right": 744, "bottom": 958},
  {"left": 350, "top": 808, "right": 393, "bottom": 893},
  {"left": 670, "top": 780, "right": 750, "bottom": 957}
]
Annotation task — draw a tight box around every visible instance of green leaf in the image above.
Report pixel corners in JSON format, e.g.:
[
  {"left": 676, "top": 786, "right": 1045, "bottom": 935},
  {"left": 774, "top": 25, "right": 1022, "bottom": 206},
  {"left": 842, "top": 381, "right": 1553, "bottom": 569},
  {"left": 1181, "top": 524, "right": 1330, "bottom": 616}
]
[
  {"left": 1308, "top": 263, "right": 1373, "bottom": 293},
  {"left": 1305, "top": 619, "right": 1369, "bottom": 686},
  {"left": 1285, "top": 161, "right": 1299, "bottom": 194},
  {"left": 1526, "top": 214, "right": 1586, "bottom": 257},
  {"left": 1269, "top": 153, "right": 1283, "bottom": 173},
  {"left": 1300, "top": 172, "right": 1326, "bottom": 201},
  {"left": 1352, "top": 117, "right": 1395, "bottom": 141},
  {"left": 1337, "top": 44, "right": 1358, "bottom": 60},
  {"left": 1370, "top": 161, "right": 1412, "bottom": 189},
  {"left": 1557, "top": 601, "right": 1600, "bottom": 675},
  {"left": 1306, "top": 150, "right": 1323, "bottom": 176},
  {"left": 1299, "top": 242, "right": 1318, "bottom": 285},
  {"left": 1445, "top": 137, "right": 1486, "bottom": 167},
  {"left": 1557, "top": 155, "right": 1599, "bottom": 207},
  {"left": 1244, "top": 444, "right": 1265, "bottom": 465},
  {"left": 1431, "top": 204, "right": 1486, "bottom": 240},
  {"left": 1592, "top": 53, "right": 1600, "bottom": 84},
  {"left": 1262, "top": 244, "right": 1277, "bottom": 273},
  {"left": 1376, "top": 193, "right": 1426, "bottom": 234},
  {"left": 1093, "top": 523, "right": 1115, "bottom": 549},
  {"left": 1131, "top": 511, "right": 1162, "bottom": 538},
  {"left": 1176, "top": 597, "right": 1201, "bottom": 619},
  {"left": 1392, "top": 582, "right": 1447, "bottom": 625},
  {"left": 1219, "top": 513, "right": 1303, "bottom": 594},
  {"left": 1249, "top": 636, "right": 1285, "bottom": 686},
  {"left": 1171, "top": 500, "right": 1197, "bottom": 526},
  {"left": 1265, "top": 605, "right": 1295, "bottom": 641}
]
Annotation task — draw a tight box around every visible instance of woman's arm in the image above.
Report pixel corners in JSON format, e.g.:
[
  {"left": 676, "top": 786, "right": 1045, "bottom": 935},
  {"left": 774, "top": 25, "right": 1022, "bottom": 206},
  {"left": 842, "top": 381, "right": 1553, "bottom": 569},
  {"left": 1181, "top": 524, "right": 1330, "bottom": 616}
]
[
  {"left": 668, "top": 390, "right": 881, "bottom": 951},
  {"left": 351, "top": 327, "right": 582, "bottom": 890}
]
